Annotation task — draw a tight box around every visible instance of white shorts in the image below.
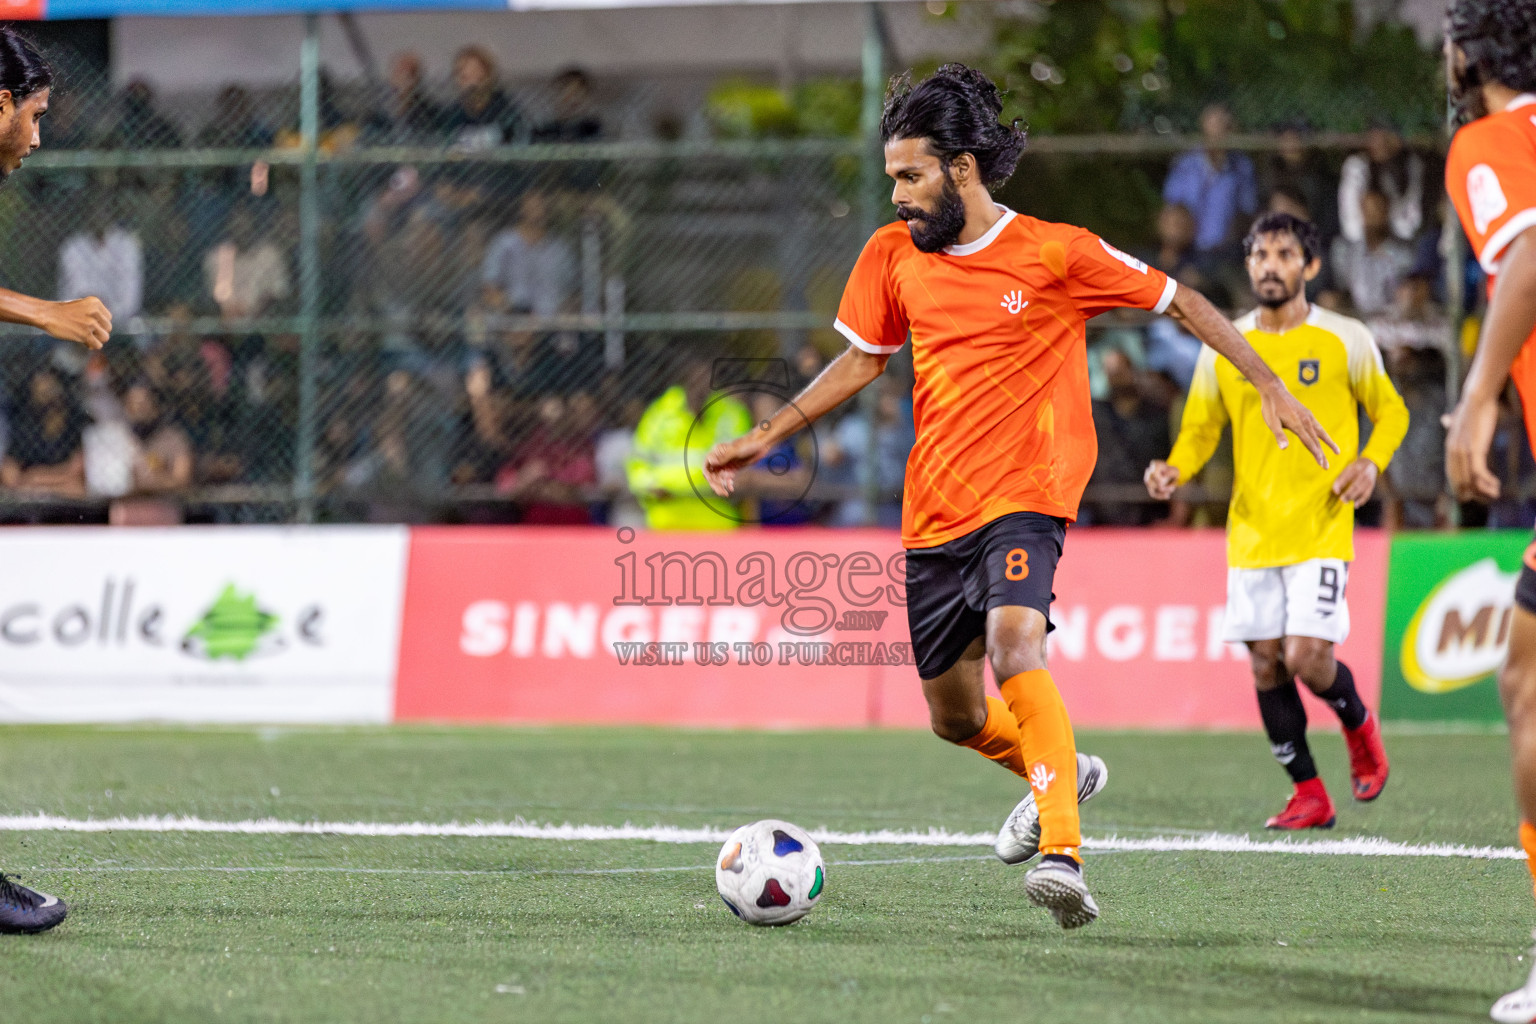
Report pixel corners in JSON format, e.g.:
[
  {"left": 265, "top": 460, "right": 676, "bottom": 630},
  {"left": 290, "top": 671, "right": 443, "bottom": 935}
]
[{"left": 1222, "top": 558, "right": 1350, "bottom": 645}]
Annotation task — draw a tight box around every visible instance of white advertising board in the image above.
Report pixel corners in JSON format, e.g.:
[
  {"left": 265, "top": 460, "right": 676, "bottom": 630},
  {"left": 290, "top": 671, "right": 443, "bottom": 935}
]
[{"left": 0, "top": 527, "right": 409, "bottom": 723}]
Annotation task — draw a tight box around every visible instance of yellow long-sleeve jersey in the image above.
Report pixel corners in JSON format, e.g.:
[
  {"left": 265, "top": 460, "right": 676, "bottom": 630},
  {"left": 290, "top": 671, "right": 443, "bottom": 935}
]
[{"left": 1166, "top": 305, "right": 1409, "bottom": 569}]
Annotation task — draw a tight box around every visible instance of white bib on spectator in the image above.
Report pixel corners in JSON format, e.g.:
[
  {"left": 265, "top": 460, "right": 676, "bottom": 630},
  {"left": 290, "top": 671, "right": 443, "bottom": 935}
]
[{"left": 83, "top": 421, "right": 138, "bottom": 498}]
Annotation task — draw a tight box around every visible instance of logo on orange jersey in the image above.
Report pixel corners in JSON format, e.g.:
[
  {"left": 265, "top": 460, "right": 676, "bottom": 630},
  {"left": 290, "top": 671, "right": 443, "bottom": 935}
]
[
  {"left": 1099, "top": 238, "right": 1149, "bottom": 274},
  {"left": 1000, "top": 290, "right": 1029, "bottom": 315},
  {"left": 1298, "top": 359, "right": 1320, "bottom": 386},
  {"left": 1029, "top": 763, "right": 1056, "bottom": 794},
  {"left": 1468, "top": 163, "right": 1509, "bottom": 235}
]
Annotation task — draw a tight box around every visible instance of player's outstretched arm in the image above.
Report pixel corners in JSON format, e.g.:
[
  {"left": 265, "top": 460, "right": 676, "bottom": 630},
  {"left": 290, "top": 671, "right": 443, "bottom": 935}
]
[
  {"left": 1146, "top": 346, "right": 1227, "bottom": 501},
  {"left": 1333, "top": 331, "right": 1409, "bottom": 507},
  {"left": 0, "top": 288, "right": 110, "bottom": 350},
  {"left": 703, "top": 344, "right": 887, "bottom": 498},
  {"left": 1446, "top": 228, "right": 1536, "bottom": 502},
  {"left": 1166, "top": 282, "right": 1338, "bottom": 468}
]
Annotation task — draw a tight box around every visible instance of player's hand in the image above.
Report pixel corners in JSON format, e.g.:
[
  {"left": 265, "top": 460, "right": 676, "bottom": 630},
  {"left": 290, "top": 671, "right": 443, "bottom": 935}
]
[
  {"left": 703, "top": 435, "right": 769, "bottom": 497},
  {"left": 1143, "top": 460, "right": 1180, "bottom": 501},
  {"left": 38, "top": 297, "right": 111, "bottom": 350},
  {"left": 1258, "top": 384, "right": 1338, "bottom": 468},
  {"left": 1444, "top": 391, "right": 1502, "bottom": 502},
  {"left": 1331, "top": 457, "right": 1380, "bottom": 507}
]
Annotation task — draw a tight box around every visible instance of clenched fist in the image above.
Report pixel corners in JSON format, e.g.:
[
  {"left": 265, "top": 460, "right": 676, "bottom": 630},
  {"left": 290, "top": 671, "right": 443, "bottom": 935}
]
[
  {"left": 1144, "top": 460, "right": 1180, "bottom": 501},
  {"left": 39, "top": 297, "right": 111, "bottom": 350},
  {"left": 1330, "top": 457, "right": 1380, "bottom": 507}
]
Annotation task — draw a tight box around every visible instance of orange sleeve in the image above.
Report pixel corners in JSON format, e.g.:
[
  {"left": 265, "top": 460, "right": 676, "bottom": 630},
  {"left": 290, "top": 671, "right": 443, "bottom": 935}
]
[
  {"left": 1447, "top": 116, "right": 1536, "bottom": 274},
  {"left": 1062, "top": 228, "right": 1177, "bottom": 319},
  {"left": 834, "top": 230, "right": 909, "bottom": 354}
]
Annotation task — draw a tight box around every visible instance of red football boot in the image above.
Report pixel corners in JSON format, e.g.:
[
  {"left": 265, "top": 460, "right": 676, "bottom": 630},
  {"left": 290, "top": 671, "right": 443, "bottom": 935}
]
[
  {"left": 1265, "top": 777, "right": 1336, "bottom": 830},
  {"left": 1343, "top": 711, "right": 1390, "bottom": 802}
]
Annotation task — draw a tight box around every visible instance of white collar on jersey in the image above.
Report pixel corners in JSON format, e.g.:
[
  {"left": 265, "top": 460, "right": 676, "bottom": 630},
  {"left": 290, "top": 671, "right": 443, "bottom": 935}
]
[
  {"left": 1508, "top": 94, "right": 1536, "bottom": 111},
  {"left": 943, "top": 205, "right": 1017, "bottom": 256},
  {"left": 1239, "top": 303, "right": 1318, "bottom": 334}
]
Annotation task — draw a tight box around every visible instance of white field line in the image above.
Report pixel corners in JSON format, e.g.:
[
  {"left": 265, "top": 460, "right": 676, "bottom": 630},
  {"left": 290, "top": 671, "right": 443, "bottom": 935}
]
[
  {"left": 1088, "top": 833, "right": 1526, "bottom": 860},
  {"left": 0, "top": 814, "right": 1525, "bottom": 861},
  {"left": 22, "top": 855, "right": 996, "bottom": 877}
]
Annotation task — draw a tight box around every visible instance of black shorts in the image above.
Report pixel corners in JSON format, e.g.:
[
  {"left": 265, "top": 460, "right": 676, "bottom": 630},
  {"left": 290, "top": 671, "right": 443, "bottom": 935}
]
[
  {"left": 1518, "top": 540, "right": 1536, "bottom": 615},
  {"left": 903, "top": 511, "right": 1066, "bottom": 680}
]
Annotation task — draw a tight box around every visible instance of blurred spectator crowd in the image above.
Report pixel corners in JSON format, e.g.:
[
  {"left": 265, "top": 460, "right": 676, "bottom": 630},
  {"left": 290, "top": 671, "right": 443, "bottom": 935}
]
[
  {"left": 1083, "top": 101, "right": 1483, "bottom": 534},
  {"left": 0, "top": 71, "right": 1506, "bottom": 531}
]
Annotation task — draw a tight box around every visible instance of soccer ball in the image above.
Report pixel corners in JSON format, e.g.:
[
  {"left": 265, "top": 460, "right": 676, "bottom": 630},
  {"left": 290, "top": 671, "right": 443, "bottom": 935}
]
[{"left": 715, "top": 819, "right": 825, "bottom": 926}]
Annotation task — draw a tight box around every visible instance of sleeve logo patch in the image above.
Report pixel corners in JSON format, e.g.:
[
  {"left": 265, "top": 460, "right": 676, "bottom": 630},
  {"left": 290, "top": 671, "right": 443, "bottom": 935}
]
[
  {"left": 1468, "top": 163, "right": 1509, "bottom": 236},
  {"left": 1099, "top": 238, "right": 1149, "bottom": 275}
]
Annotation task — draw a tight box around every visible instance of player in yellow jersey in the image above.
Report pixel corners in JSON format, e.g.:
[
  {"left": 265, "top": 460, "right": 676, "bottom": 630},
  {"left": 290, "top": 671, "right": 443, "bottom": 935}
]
[{"left": 1145, "top": 212, "right": 1407, "bottom": 830}]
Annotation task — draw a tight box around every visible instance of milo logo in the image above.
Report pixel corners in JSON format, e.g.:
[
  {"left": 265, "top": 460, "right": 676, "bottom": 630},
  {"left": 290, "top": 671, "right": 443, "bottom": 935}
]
[{"left": 1399, "top": 558, "right": 1518, "bottom": 694}]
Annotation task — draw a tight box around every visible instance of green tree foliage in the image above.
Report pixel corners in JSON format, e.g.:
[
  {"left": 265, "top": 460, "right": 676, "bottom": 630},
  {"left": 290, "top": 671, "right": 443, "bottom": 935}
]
[
  {"left": 706, "top": 79, "right": 862, "bottom": 138},
  {"left": 983, "top": 0, "right": 1441, "bottom": 134}
]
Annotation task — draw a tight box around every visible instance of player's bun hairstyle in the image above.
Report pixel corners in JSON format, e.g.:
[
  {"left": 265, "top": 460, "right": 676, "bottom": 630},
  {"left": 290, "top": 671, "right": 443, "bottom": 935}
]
[
  {"left": 1243, "top": 212, "right": 1322, "bottom": 265},
  {"left": 880, "top": 63, "right": 1027, "bottom": 190},
  {"left": 1447, "top": 0, "right": 1536, "bottom": 97},
  {"left": 0, "top": 28, "right": 52, "bottom": 104}
]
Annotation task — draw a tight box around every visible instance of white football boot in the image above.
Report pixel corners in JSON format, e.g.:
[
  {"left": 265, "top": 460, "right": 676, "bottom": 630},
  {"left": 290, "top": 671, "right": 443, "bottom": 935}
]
[
  {"left": 1492, "top": 933, "right": 1536, "bottom": 1024},
  {"left": 995, "top": 752, "right": 1109, "bottom": 865},
  {"left": 1024, "top": 858, "right": 1099, "bottom": 929}
]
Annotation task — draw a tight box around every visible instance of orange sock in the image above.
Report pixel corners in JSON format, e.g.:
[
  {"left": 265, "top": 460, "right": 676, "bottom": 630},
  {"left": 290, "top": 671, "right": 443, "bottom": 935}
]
[
  {"left": 999, "top": 669, "right": 1081, "bottom": 862},
  {"left": 957, "top": 696, "right": 1029, "bottom": 778},
  {"left": 1521, "top": 821, "right": 1536, "bottom": 901}
]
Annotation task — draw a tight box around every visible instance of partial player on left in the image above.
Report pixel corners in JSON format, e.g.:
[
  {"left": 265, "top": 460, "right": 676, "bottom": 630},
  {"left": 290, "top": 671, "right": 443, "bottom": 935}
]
[{"left": 0, "top": 27, "right": 113, "bottom": 936}]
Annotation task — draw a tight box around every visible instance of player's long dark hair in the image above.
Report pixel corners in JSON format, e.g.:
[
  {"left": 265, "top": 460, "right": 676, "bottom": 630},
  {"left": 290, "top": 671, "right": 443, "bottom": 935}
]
[
  {"left": 0, "top": 28, "right": 52, "bottom": 103},
  {"left": 880, "top": 63, "right": 1027, "bottom": 190},
  {"left": 1243, "top": 212, "right": 1322, "bottom": 265},
  {"left": 1447, "top": 0, "right": 1536, "bottom": 119}
]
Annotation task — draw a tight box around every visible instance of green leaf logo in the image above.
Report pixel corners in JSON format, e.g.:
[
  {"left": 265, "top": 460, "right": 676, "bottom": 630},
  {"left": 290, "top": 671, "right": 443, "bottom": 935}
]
[{"left": 181, "top": 585, "right": 282, "bottom": 661}]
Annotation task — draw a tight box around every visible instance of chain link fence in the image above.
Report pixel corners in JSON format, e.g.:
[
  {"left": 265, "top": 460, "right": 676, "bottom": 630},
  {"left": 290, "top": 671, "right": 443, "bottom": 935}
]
[
  {"left": 0, "top": 50, "right": 1475, "bottom": 529},
  {"left": 0, "top": 59, "right": 887, "bottom": 524}
]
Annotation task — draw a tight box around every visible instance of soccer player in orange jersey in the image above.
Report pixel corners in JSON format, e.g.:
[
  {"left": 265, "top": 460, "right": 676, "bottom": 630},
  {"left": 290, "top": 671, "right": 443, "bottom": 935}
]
[
  {"left": 1440, "top": 2, "right": 1536, "bottom": 1019},
  {"left": 0, "top": 27, "right": 109, "bottom": 937},
  {"left": 704, "top": 64, "right": 1335, "bottom": 930}
]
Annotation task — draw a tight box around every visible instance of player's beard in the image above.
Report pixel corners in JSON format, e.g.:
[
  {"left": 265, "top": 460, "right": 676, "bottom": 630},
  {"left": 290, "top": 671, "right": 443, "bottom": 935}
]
[
  {"left": 1254, "top": 275, "right": 1300, "bottom": 310},
  {"left": 1446, "top": 40, "right": 1489, "bottom": 123},
  {"left": 0, "top": 110, "right": 29, "bottom": 185},
  {"left": 901, "top": 174, "right": 967, "bottom": 253}
]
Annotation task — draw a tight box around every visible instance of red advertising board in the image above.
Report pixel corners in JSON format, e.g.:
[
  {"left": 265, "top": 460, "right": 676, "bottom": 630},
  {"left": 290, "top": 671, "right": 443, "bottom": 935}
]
[
  {"left": 394, "top": 527, "right": 1388, "bottom": 729},
  {"left": 0, "top": 0, "right": 44, "bottom": 19},
  {"left": 1047, "top": 529, "right": 1386, "bottom": 729}
]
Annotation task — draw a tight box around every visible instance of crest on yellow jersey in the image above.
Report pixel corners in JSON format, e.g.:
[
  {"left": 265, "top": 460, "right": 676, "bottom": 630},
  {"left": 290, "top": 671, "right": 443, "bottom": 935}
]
[{"left": 1298, "top": 359, "right": 1320, "bottom": 386}]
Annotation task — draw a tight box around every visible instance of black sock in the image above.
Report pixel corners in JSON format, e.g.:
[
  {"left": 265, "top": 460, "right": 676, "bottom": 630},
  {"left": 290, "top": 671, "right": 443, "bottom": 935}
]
[
  {"left": 1313, "top": 660, "right": 1368, "bottom": 730},
  {"left": 1256, "top": 675, "right": 1317, "bottom": 783},
  {"left": 1042, "top": 853, "right": 1080, "bottom": 873}
]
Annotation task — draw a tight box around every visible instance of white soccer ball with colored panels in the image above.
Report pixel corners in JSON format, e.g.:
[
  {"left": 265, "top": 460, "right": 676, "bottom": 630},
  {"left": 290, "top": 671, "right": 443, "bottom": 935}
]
[{"left": 715, "top": 819, "right": 825, "bottom": 925}]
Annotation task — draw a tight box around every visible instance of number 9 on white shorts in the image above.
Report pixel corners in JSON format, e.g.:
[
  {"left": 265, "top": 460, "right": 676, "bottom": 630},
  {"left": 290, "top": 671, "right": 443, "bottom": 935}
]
[{"left": 1221, "top": 558, "right": 1350, "bottom": 644}]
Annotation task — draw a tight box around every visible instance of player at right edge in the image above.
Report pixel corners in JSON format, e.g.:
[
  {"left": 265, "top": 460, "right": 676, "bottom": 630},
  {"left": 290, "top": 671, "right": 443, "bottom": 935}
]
[
  {"left": 1145, "top": 211, "right": 1407, "bottom": 831},
  {"left": 1438, "top": 1, "right": 1536, "bottom": 1020}
]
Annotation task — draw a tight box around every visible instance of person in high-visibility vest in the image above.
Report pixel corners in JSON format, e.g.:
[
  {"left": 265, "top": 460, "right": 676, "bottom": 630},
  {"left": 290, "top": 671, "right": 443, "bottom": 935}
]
[{"left": 626, "top": 360, "right": 752, "bottom": 530}]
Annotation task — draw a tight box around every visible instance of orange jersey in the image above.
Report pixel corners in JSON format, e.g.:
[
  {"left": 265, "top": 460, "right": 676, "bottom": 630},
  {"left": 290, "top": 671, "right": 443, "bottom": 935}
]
[
  {"left": 1447, "top": 93, "right": 1536, "bottom": 444},
  {"left": 835, "top": 206, "right": 1176, "bottom": 548}
]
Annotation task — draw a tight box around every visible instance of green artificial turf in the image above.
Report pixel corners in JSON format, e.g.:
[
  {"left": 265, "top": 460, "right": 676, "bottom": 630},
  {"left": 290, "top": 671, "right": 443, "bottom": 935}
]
[{"left": 0, "top": 725, "right": 1525, "bottom": 1023}]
